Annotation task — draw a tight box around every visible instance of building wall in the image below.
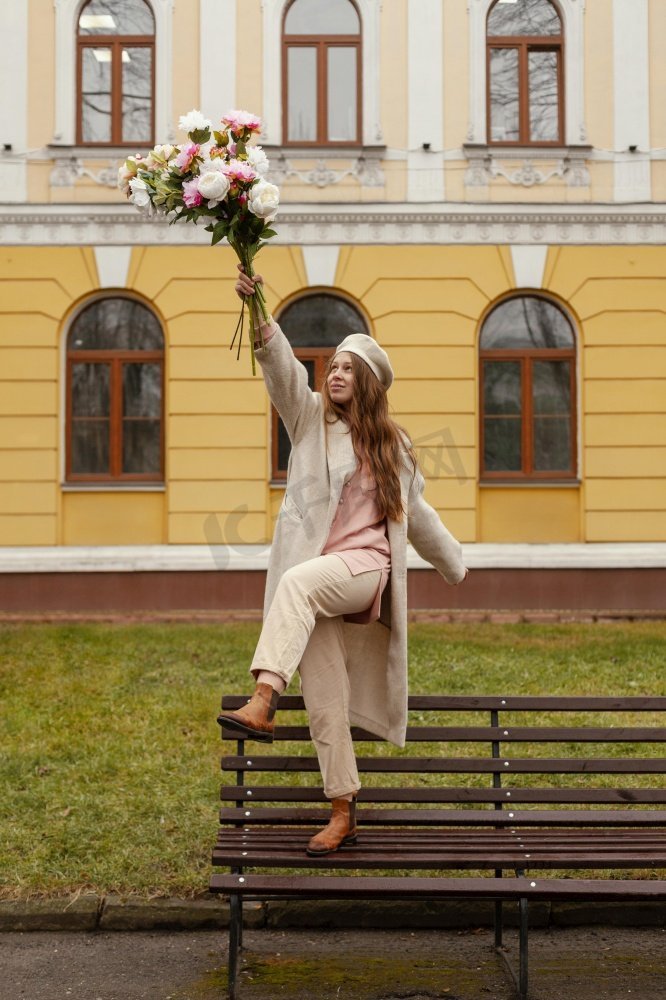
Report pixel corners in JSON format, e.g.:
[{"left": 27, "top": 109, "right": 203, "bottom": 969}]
[
  {"left": 0, "top": 0, "right": 664, "bottom": 614},
  {"left": 11, "top": 0, "right": 664, "bottom": 207},
  {"left": 2, "top": 243, "right": 663, "bottom": 548}
]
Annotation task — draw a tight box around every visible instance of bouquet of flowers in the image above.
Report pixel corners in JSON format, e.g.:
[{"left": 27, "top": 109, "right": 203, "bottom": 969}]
[{"left": 119, "top": 109, "right": 279, "bottom": 375}]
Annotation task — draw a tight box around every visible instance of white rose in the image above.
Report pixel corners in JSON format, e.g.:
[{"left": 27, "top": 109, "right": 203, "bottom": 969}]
[
  {"left": 248, "top": 179, "right": 280, "bottom": 222},
  {"left": 144, "top": 143, "right": 176, "bottom": 171},
  {"left": 198, "top": 140, "right": 214, "bottom": 162},
  {"left": 118, "top": 156, "right": 140, "bottom": 193},
  {"left": 155, "top": 143, "right": 175, "bottom": 160},
  {"left": 178, "top": 109, "right": 212, "bottom": 133},
  {"left": 247, "top": 145, "right": 270, "bottom": 177},
  {"left": 118, "top": 164, "right": 133, "bottom": 193},
  {"left": 128, "top": 176, "right": 155, "bottom": 215},
  {"left": 198, "top": 170, "right": 231, "bottom": 205}
]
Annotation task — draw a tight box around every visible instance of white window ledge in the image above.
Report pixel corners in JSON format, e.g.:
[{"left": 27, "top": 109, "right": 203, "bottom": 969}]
[
  {"left": 61, "top": 485, "right": 166, "bottom": 492},
  {"left": 1, "top": 543, "right": 665, "bottom": 574}
]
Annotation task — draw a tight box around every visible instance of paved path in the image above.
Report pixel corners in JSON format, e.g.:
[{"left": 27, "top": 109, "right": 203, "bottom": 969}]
[{"left": 3, "top": 926, "right": 665, "bottom": 1000}]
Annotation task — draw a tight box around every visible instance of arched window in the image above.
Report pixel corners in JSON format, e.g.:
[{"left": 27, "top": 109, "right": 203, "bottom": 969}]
[
  {"left": 272, "top": 293, "right": 368, "bottom": 480},
  {"left": 77, "top": 0, "right": 155, "bottom": 145},
  {"left": 66, "top": 298, "right": 164, "bottom": 482},
  {"left": 480, "top": 296, "right": 576, "bottom": 480},
  {"left": 283, "top": 0, "right": 361, "bottom": 145},
  {"left": 487, "top": 0, "right": 563, "bottom": 145}
]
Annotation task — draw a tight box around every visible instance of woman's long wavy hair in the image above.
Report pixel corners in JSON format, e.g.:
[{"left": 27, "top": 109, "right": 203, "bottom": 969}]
[{"left": 321, "top": 353, "right": 417, "bottom": 522}]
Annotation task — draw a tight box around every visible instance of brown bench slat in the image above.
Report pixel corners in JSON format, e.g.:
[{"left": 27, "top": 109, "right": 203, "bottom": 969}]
[
  {"left": 220, "top": 806, "right": 666, "bottom": 827},
  {"left": 221, "top": 786, "right": 666, "bottom": 805},
  {"left": 218, "top": 828, "right": 666, "bottom": 846},
  {"left": 221, "top": 755, "right": 666, "bottom": 775},
  {"left": 220, "top": 695, "right": 666, "bottom": 712},
  {"left": 210, "top": 873, "right": 666, "bottom": 902},
  {"left": 220, "top": 725, "right": 666, "bottom": 743},
  {"left": 213, "top": 845, "right": 666, "bottom": 870}
]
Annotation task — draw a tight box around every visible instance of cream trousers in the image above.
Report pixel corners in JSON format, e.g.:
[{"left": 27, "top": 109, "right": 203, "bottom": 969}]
[{"left": 250, "top": 553, "right": 381, "bottom": 800}]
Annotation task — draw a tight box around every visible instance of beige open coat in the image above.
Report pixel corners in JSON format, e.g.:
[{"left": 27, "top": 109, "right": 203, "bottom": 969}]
[{"left": 255, "top": 324, "right": 467, "bottom": 747}]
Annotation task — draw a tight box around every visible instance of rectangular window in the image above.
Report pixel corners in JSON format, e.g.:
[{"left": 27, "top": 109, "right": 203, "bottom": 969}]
[
  {"left": 489, "top": 48, "right": 520, "bottom": 142},
  {"left": 532, "top": 360, "right": 572, "bottom": 471},
  {"left": 327, "top": 47, "right": 357, "bottom": 142},
  {"left": 287, "top": 47, "right": 318, "bottom": 142},
  {"left": 122, "top": 46, "right": 153, "bottom": 144},
  {"left": 528, "top": 49, "right": 560, "bottom": 142},
  {"left": 122, "top": 362, "right": 162, "bottom": 475},
  {"left": 81, "top": 47, "right": 112, "bottom": 143},
  {"left": 483, "top": 360, "right": 522, "bottom": 472},
  {"left": 70, "top": 362, "right": 111, "bottom": 474}
]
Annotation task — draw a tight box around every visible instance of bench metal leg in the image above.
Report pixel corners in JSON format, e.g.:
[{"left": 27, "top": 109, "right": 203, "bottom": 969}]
[
  {"left": 495, "top": 896, "right": 529, "bottom": 1000},
  {"left": 494, "top": 899, "right": 504, "bottom": 949},
  {"left": 228, "top": 895, "right": 242, "bottom": 1000},
  {"left": 518, "top": 896, "right": 529, "bottom": 1000}
]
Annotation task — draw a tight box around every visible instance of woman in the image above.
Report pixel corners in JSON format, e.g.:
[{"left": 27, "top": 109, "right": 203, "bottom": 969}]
[{"left": 218, "top": 265, "right": 468, "bottom": 856}]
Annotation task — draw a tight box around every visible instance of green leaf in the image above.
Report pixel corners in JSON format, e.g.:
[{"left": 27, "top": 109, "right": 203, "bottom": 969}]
[
  {"left": 190, "top": 127, "right": 211, "bottom": 145},
  {"left": 260, "top": 228, "right": 277, "bottom": 240},
  {"left": 211, "top": 229, "right": 226, "bottom": 246}
]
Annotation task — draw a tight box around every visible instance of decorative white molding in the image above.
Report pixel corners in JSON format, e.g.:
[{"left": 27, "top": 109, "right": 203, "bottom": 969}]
[
  {"left": 302, "top": 245, "right": 340, "bottom": 287},
  {"left": 510, "top": 245, "right": 548, "bottom": 289},
  {"left": 269, "top": 150, "right": 385, "bottom": 188},
  {"left": 261, "top": 0, "right": 383, "bottom": 147},
  {"left": 2, "top": 542, "right": 666, "bottom": 573},
  {"left": 93, "top": 246, "right": 132, "bottom": 287},
  {"left": 613, "top": 0, "right": 651, "bottom": 202},
  {"left": 464, "top": 145, "right": 591, "bottom": 189},
  {"left": 467, "top": 0, "right": 587, "bottom": 147},
  {"left": 0, "top": 2, "right": 28, "bottom": 201},
  {"left": 53, "top": 0, "right": 174, "bottom": 147},
  {"left": 1, "top": 203, "right": 665, "bottom": 246},
  {"left": 407, "top": 0, "right": 444, "bottom": 202},
  {"left": 50, "top": 154, "right": 121, "bottom": 188},
  {"left": 200, "top": 0, "right": 235, "bottom": 125}
]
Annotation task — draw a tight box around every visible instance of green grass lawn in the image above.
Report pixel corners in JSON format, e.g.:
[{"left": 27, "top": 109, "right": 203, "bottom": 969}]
[{"left": 1, "top": 620, "right": 665, "bottom": 901}]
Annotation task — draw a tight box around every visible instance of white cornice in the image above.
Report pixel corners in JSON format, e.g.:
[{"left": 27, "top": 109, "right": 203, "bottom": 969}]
[
  {"left": 1, "top": 202, "right": 665, "bottom": 245},
  {"left": 1, "top": 543, "right": 666, "bottom": 573}
]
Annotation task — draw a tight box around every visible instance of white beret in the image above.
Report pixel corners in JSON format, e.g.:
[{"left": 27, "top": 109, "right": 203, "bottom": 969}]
[{"left": 334, "top": 333, "right": 394, "bottom": 389}]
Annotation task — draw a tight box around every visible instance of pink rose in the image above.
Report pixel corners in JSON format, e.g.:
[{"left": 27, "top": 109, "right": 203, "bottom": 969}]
[
  {"left": 221, "top": 109, "right": 262, "bottom": 135},
  {"left": 222, "top": 158, "right": 257, "bottom": 184},
  {"left": 175, "top": 142, "right": 200, "bottom": 172},
  {"left": 182, "top": 177, "right": 203, "bottom": 208}
]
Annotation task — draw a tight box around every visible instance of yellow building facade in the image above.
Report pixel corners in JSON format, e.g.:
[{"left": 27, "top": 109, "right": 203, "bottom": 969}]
[{"left": 0, "top": 0, "right": 665, "bottom": 612}]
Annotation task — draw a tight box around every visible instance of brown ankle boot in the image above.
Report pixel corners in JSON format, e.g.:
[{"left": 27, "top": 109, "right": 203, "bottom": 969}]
[
  {"left": 217, "top": 683, "right": 280, "bottom": 742},
  {"left": 306, "top": 797, "right": 358, "bottom": 856}
]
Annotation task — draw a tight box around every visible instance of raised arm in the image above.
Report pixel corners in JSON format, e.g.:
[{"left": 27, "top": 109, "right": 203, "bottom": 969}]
[{"left": 236, "top": 267, "right": 320, "bottom": 443}]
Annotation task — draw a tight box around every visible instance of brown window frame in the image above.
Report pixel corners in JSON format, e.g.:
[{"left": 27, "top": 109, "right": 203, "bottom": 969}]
[
  {"left": 271, "top": 348, "right": 334, "bottom": 481},
  {"left": 486, "top": 10, "right": 564, "bottom": 147},
  {"left": 66, "top": 349, "right": 165, "bottom": 483},
  {"left": 479, "top": 344, "right": 577, "bottom": 482},
  {"left": 282, "top": 12, "right": 362, "bottom": 147},
  {"left": 77, "top": 34, "right": 155, "bottom": 147}
]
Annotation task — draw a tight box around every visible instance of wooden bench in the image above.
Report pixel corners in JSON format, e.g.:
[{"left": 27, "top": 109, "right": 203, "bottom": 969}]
[{"left": 210, "top": 695, "right": 666, "bottom": 999}]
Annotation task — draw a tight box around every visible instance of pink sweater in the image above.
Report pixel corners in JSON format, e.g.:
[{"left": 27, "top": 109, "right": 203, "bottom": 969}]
[
  {"left": 257, "top": 319, "right": 390, "bottom": 624},
  {"left": 321, "top": 462, "right": 391, "bottom": 624}
]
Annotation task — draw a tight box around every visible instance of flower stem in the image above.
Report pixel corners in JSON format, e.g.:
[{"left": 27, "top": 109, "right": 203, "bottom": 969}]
[{"left": 228, "top": 241, "right": 269, "bottom": 376}]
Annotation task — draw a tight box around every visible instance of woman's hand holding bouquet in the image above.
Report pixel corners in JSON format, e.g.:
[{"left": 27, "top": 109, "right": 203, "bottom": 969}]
[{"left": 119, "top": 108, "right": 280, "bottom": 375}]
